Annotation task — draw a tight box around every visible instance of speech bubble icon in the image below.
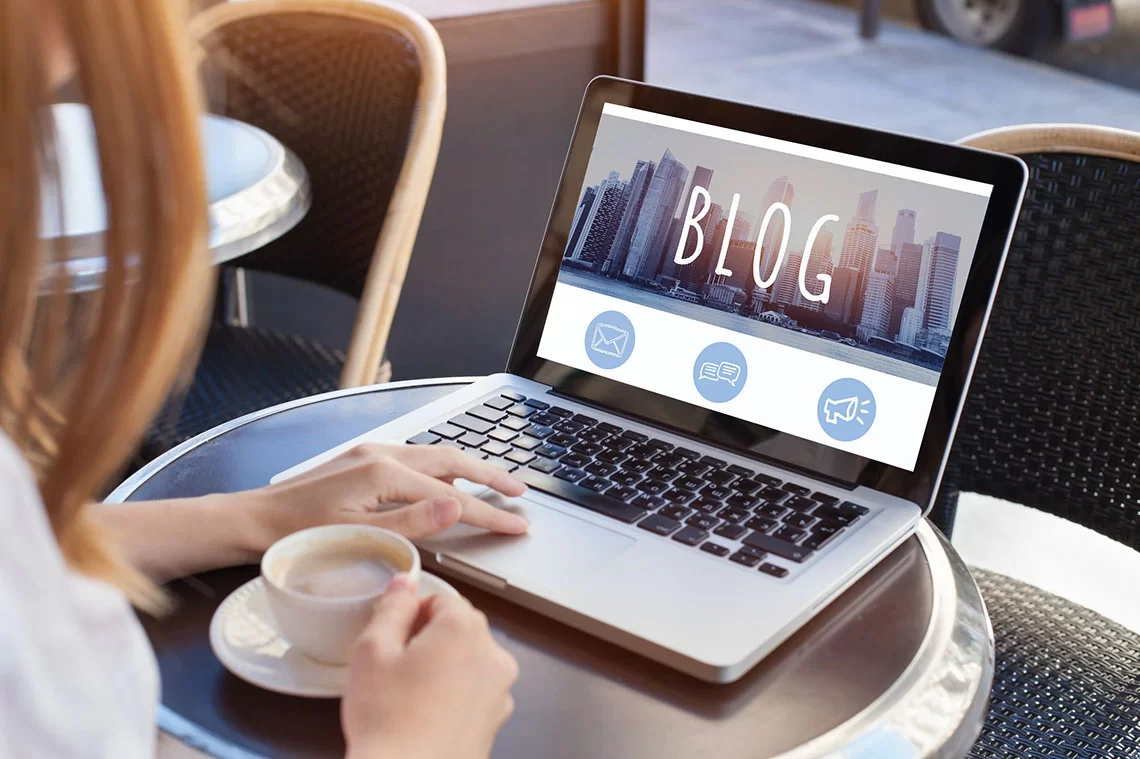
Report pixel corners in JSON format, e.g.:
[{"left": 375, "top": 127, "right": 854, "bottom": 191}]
[
  {"left": 698, "top": 362, "right": 721, "bottom": 382},
  {"left": 716, "top": 362, "right": 741, "bottom": 386}
]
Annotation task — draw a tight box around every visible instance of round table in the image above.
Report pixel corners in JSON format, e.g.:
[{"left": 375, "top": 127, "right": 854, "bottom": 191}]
[
  {"left": 108, "top": 379, "right": 995, "bottom": 759},
  {"left": 41, "top": 103, "right": 310, "bottom": 292}
]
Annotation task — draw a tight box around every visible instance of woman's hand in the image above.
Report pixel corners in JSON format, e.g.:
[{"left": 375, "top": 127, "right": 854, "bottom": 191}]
[
  {"left": 342, "top": 575, "right": 518, "bottom": 759},
  {"left": 248, "top": 444, "right": 529, "bottom": 551}
]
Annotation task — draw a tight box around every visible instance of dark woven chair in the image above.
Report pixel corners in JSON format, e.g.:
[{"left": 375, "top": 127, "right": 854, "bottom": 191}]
[
  {"left": 145, "top": 0, "right": 446, "bottom": 456},
  {"left": 935, "top": 124, "right": 1140, "bottom": 758}
]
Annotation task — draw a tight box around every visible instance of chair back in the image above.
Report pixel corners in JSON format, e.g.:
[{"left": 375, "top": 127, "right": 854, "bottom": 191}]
[
  {"left": 933, "top": 124, "right": 1140, "bottom": 553},
  {"left": 191, "top": 0, "right": 446, "bottom": 385}
]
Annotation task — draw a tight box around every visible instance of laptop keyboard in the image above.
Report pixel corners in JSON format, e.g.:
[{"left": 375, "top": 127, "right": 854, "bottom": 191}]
[{"left": 407, "top": 390, "right": 871, "bottom": 578}]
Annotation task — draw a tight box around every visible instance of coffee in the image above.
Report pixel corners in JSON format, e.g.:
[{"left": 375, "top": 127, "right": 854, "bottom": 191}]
[{"left": 284, "top": 538, "right": 403, "bottom": 598}]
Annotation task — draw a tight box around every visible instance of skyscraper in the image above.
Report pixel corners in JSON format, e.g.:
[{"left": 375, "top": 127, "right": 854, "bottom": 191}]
[
  {"left": 856, "top": 189, "right": 879, "bottom": 221},
  {"left": 838, "top": 190, "right": 880, "bottom": 323},
  {"left": 795, "top": 242, "right": 834, "bottom": 311},
  {"left": 890, "top": 209, "right": 916, "bottom": 251},
  {"left": 732, "top": 212, "right": 755, "bottom": 244},
  {"left": 623, "top": 148, "right": 689, "bottom": 281},
  {"left": 915, "top": 235, "right": 934, "bottom": 314},
  {"left": 685, "top": 166, "right": 714, "bottom": 210},
  {"left": 565, "top": 185, "right": 597, "bottom": 259},
  {"left": 756, "top": 176, "right": 795, "bottom": 282},
  {"left": 824, "top": 267, "right": 862, "bottom": 324},
  {"left": 873, "top": 247, "right": 897, "bottom": 277},
  {"left": 602, "top": 159, "right": 655, "bottom": 276},
  {"left": 717, "top": 238, "right": 756, "bottom": 292},
  {"left": 657, "top": 216, "right": 685, "bottom": 282},
  {"left": 922, "top": 232, "right": 961, "bottom": 332},
  {"left": 898, "top": 307, "right": 922, "bottom": 347},
  {"left": 857, "top": 272, "right": 893, "bottom": 341},
  {"left": 568, "top": 171, "right": 629, "bottom": 267},
  {"left": 889, "top": 241, "right": 924, "bottom": 338},
  {"left": 678, "top": 203, "right": 724, "bottom": 291},
  {"left": 773, "top": 252, "right": 803, "bottom": 307}
]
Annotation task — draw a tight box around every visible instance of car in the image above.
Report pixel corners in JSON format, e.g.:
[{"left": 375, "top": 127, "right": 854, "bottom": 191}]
[{"left": 916, "top": 0, "right": 1114, "bottom": 54}]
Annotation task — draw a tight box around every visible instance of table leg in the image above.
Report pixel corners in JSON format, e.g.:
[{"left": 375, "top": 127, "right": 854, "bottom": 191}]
[{"left": 860, "top": 0, "right": 882, "bottom": 39}]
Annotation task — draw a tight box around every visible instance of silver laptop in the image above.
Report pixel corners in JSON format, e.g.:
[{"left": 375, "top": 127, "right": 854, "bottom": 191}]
[{"left": 274, "top": 78, "right": 1027, "bottom": 683}]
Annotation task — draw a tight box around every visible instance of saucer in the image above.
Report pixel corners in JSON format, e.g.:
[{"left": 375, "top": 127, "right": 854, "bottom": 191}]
[{"left": 209, "top": 572, "right": 459, "bottom": 698}]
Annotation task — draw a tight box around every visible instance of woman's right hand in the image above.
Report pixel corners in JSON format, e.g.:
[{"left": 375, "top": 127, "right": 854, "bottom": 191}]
[{"left": 342, "top": 574, "right": 519, "bottom": 759}]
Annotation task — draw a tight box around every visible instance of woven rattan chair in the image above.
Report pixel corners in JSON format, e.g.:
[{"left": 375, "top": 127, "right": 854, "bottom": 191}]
[
  {"left": 934, "top": 124, "right": 1140, "bottom": 758},
  {"left": 145, "top": 0, "right": 445, "bottom": 456}
]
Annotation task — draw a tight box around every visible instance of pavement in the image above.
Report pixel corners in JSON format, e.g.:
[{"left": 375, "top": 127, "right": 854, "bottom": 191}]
[{"left": 646, "top": 0, "right": 1140, "bottom": 142}]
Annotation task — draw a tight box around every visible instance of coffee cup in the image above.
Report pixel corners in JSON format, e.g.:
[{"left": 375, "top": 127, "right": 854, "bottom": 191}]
[{"left": 261, "top": 524, "right": 421, "bottom": 665}]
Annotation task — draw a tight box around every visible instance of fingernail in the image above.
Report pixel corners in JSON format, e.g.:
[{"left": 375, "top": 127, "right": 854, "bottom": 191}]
[
  {"left": 511, "top": 513, "right": 530, "bottom": 530},
  {"left": 388, "top": 573, "right": 416, "bottom": 593},
  {"left": 432, "top": 496, "right": 460, "bottom": 526}
]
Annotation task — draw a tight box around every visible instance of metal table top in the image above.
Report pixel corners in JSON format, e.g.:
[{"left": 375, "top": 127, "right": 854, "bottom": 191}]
[
  {"left": 41, "top": 103, "right": 310, "bottom": 292},
  {"left": 108, "top": 378, "right": 993, "bottom": 759}
]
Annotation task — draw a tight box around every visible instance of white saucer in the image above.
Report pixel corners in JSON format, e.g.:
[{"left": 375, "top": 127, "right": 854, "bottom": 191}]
[{"left": 209, "top": 572, "right": 459, "bottom": 698}]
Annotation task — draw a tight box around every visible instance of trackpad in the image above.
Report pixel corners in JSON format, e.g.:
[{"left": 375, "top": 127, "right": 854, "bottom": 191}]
[{"left": 417, "top": 490, "right": 635, "bottom": 591}]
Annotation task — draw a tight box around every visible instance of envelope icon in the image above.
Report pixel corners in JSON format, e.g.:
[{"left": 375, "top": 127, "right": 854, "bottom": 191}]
[{"left": 591, "top": 323, "right": 629, "bottom": 358}]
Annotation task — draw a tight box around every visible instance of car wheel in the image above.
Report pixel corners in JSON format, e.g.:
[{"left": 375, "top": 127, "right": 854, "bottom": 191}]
[{"left": 916, "top": 0, "right": 1057, "bottom": 55}]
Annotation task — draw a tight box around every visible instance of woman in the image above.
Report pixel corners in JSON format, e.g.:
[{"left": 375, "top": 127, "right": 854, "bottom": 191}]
[{"left": 1, "top": 0, "right": 526, "bottom": 757}]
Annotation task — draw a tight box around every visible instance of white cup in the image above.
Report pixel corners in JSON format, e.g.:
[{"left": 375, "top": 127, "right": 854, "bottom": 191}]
[{"left": 261, "top": 524, "right": 421, "bottom": 665}]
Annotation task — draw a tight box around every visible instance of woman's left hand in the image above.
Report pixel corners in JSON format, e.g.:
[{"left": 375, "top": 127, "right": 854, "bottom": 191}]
[{"left": 245, "top": 444, "right": 530, "bottom": 552}]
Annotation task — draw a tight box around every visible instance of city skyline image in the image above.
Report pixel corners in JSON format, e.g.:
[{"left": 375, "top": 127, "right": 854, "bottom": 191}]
[{"left": 561, "top": 113, "right": 993, "bottom": 381}]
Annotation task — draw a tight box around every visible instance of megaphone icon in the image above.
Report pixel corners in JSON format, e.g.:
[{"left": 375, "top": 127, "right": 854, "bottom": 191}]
[{"left": 823, "top": 396, "right": 860, "bottom": 424}]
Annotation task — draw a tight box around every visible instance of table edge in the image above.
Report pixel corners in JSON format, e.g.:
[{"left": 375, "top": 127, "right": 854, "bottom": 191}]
[{"left": 112, "top": 378, "right": 993, "bottom": 759}]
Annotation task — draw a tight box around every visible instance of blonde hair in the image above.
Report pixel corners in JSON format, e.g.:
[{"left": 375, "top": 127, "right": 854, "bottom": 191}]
[{"left": 0, "top": 0, "right": 213, "bottom": 609}]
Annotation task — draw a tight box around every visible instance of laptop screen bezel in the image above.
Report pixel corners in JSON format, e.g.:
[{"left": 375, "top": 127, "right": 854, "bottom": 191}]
[{"left": 506, "top": 76, "right": 1027, "bottom": 513}]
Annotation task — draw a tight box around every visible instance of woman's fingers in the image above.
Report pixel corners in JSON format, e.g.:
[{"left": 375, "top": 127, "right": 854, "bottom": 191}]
[
  {"left": 390, "top": 445, "right": 527, "bottom": 498},
  {"left": 368, "top": 496, "right": 462, "bottom": 539},
  {"left": 354, "top": 574, "right": 421, "bottom": 660},
  {"left": 378, "top": 459, "right": 529, "bottom": 535}
]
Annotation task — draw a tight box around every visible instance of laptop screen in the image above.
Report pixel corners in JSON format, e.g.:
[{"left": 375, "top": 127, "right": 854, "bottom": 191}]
[{"left": 535, "top": 103, "right": 994, "bottom": 472}]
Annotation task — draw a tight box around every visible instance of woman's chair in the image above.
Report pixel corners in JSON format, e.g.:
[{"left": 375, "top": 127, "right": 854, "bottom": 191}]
[
  {"left": 935, "top": 124, "right": 1140, "bottom": 757},
  {"left": 145, "top": 0, "right": 445, "bottom": 456}
]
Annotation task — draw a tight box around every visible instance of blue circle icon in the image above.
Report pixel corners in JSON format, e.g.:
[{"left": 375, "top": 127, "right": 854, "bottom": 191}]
[
  {"left": 817, "top": 378, "right": 876, "bottom": 442},
  {"left": 693, "top": 343, "right": 748, "bottom": 403},
  {"left": 585, "top": 310, "right": 636, "bottom": 370}
]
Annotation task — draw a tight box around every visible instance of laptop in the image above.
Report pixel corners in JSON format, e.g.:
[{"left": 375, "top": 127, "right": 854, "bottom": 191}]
[{"left": 274, "top": 77, "right": 1027, "bottom": 683}]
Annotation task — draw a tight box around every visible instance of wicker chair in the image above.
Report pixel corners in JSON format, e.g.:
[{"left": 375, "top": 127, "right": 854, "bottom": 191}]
[
  {"left": 145, "top": 0, "right": 445, "bottom": 456},
  {"left": 934, "top": 124, "right": 1140, "bottom": 758}
]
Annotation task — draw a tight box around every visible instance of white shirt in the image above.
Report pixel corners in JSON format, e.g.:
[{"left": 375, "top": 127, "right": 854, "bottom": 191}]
[{"left": 0, "top": 432, "right": 158, "bottom": 758}]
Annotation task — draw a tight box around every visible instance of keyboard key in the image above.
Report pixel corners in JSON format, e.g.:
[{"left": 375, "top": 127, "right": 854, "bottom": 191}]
[
  {"left": 746, "top": 516, "right": 778, "bottom": 533},
  {"left": 586, "top": 461, "right": 617, "bottom": 477},
  {"left": 549, "top": 406, "right": 574, "bottom": 418},
  {"left": 672, "top": 527, "right": 708, "bottom": 546},
  {"left": 733, "top": 478, "right": 766, "bottom": 496},
  {"left": 647, "top": 438, "right": 673, "bottom": 450},
  {"left": 774, "top": 526, "right": 805, "bottom": 543},
  {"left": 738, "top": 544, "right": 767, "bottom": 560},
  {"left": 462, "top": 447, "right": 489, "bottom": 460},
  {"left": 580, "top": 475, "right": 611, "bottom": 493},
  {"left": 554, "top": 467, "right": 587, "bottom": 483},
  {"left": 727, "top": 493, "right": 759, "bottom": 510},
  {"left": 506, "top": 449, "right": 537, "bottom": 465},
  {"left": 487, "top": 457, "right": 518, "bottom": 472},
  {"left": 700, "top": 483, "right": 732, "bottom": 500},
  {"left": 579, "top": 428, "right": 609, "bottom": 443},
  {"left": 653, "top": 452, "right": 684, "bottom": 468},
  {"left": 631, "top": 493, "right": 663, "bottom": 510},
  {"left": 759, "top": 486, "right": 790, "bottom": 503},
  {"left": 638, "top": 514, "right": 681, "bottom": 536},
  {"left": 742, "top": 532, "right": 813, "bottom": 563},
  {"left": 687, "top": 514, "right": 719, "bottom": 531},
  {"left": 525, "top": 424, "right": 554, "bottom": 439},
  {"left": 754, "top": 473, "right": 782, "bottom": 486},
  {"left": 675, "top": 475, "right": 705, "bottom": 492},
  {"left": 714, "top": 523, "right": 747, "bottom": 540},
  {"left": 501, "top": 391, "right": 526, "bottom": 402},
  {"left": 531, "top": 412, "right": 559, "bottom": 426},
  {"left": 783, "top": 483, "right": 811, "bottom": 496},
  {"left": 637, "top": 479, "right": 669, "bottom": 495},
  {"left": 674, "top": 447, "right": 701, "bottom": 459},
  {"left": 606, "top": 436, "right": 636, "bottom": 452},
  {"left": 729, "top": 551, "right": 762, "bottom": 568},
  {"left": 606, "top": 484, "right": 638, "bottom": 501},
  {"left": 814, "top": 506, "right": 858, "bottom": 525},
  {"left": 548, "top": 432, "right": 577, "bottom": 448},
  {"left": 572, "top": 440, "right": 604, "bottom": 456},
  {"left": 488, "top": 427, "right": 518, "bottom": 443},
  {"left": 659, "top": 504, "right": 692, "bottom": 521},
  {"left": 512, "top": 436, "right": 542, "bottom": 451},
  {"left": 484, "top": 396, "right": 515, "bottom": 411},
  {"left": 648, "top": 466, "right": 680, "bottom": 482},
  {"left": 572, "top": 414, "right": 597, "bottom": 426},
  {"left": 597, "top": 448, "right": 629, "bottom": 465},
  {"left": 482, "top": 441, "right": 513, "bottom": 456},
  {"left": 704, "top": 469, "right": 737, "bottom": 487},
  {"left": 839, "top": 501, "right": 870, "bottom": 516},
  {"left": 626, "top": 443, "right": 658, "bottom": 460},
  {"left": 624, "top": 458, "right": 655, "bottom": 473},
  {"left": 662, "top": 489, "right": 696, "bottom": 506},
  {"left": 449, "top": 414, "right": 494, "bottom": 435},
  {"left": 717, "top": 506, "right": 750, "bottom": 524},
  {"left": 468, "top": 406, "right": 507, "bottom": 423},
  {"left": 786, "top": 513, "right": 817, "bottom": 530},
  {"left": 802, "top": 527, "right": 844, "bottom": 551},
  {"left": 699, "top": 455, "right": 726, "bottom": 469},
  {"left": 759, "top": 563, "right": 788, "bottom": 578},
  {"left": 700, "top": 542, "right": 730, "bottom": 557},
  {"left": 611, "top": 470, "right": 642, "bottom": 485},
  {"left": 596, "top": 422, "right": 622, "bottom": 434},
  {"left": 502, "top": 417, "right": 530, "bottom": 432},
  {"left": 560, "top": 452, "right": 590, "bottom": 468},
  {"left": 529, "top": 457, "right": 560, "bottom": 474},
  {"left": 813, "top": 521, "right": 844, "bottom": 538},
  {"left": 785, "top": 496, "right": 817, "bottom": 512},
  {"left": 407, "top": 432, "right": 439, "bottom": 445},
  {"left": 621, "top": 430, "right": 649, "bottom": 443},
  {"left": 727, "top": 464, "right": 754, "bottom": 477},
  {"left": 535, "top": 444, "right": 565, "bottom": 459},
  {"left": 554, "top": 419, "right": 585, "bottom": 434},
  {"left": 757, "top": 503, "right": 788, "bottom": 519},
  {"left": 430, "top": 423, "right": 465, "bottom": 440},
  {"left": 458, "top": 432, "right": 489, "bottom": 448},
  {"left": 812, "top": 492, "right": 839, "bottom": 506},
  {"left": 691, "top": 499, "right": 721, "bottom": 514},
  {"left": 512, "top": 467, "right": 647, "bottom": 524},
  {"left": 523, "top": 398, "right": 550, "bottom": 410},
  {"left": 679, "top": 460, "right": 710, "bottom": 477}
]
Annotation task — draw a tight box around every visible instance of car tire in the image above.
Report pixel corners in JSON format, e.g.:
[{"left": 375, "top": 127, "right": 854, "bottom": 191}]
[{"left": 916, "top": 0, "right": 1058, "bottom": 55}]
